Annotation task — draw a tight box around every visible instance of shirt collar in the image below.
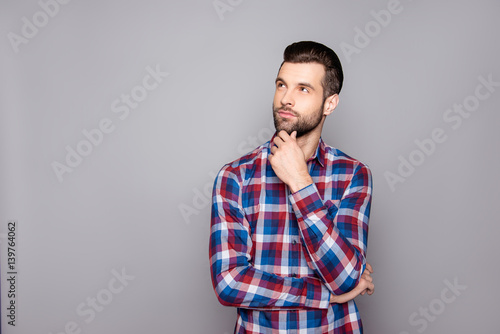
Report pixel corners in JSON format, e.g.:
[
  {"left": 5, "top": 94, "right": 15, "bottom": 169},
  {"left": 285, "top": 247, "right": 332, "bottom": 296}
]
[{"left": 267, "top": 133, "right": 326, "bottom": 168}]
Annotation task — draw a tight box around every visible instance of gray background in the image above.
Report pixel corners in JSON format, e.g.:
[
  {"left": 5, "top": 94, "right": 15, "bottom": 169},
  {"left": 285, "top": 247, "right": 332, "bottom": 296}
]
[{"left": 1, "top": 0, "right": 499, "bottom": 333}]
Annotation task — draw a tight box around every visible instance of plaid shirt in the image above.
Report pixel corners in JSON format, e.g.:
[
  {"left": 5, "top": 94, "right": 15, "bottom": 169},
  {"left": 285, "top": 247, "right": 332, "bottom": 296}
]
[{"left": 209, "top": 136, "right": 372, "bottom": 333}]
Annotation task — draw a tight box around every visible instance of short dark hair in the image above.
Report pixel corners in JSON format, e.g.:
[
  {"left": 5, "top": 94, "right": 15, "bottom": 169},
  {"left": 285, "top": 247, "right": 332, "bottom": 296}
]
[{"left": 280, "top": 41, "right": 344, "bottom": 97}]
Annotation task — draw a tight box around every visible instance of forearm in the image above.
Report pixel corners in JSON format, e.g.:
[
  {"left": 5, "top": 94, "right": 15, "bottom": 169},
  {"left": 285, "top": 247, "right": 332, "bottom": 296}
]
[
  {"left": 293, "top": 188, "right": 365, "bottom": 295},
  {"left": 289, "top": 166, "right": 372, "bottom": 295},
  {"left": 210, "top": 259, "right": 331, "bottom": 310},
  {"left": 210, "top": 220, "right": 331, "bottom": 310}
]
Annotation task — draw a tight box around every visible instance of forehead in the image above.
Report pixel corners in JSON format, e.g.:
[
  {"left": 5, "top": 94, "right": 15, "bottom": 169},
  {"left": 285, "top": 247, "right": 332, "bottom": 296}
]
[{"left": 277, "top": 62, "right": 325, "bottom": 87}]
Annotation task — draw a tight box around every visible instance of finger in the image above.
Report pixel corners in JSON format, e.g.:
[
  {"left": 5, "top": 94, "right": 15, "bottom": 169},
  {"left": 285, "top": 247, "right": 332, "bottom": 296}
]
[
  {"left": 361, "top": 270, "right": 373, "bottom": 279},
  {"left": 273, "top": 136, "right": 284, "bottom": 147},
  {"left": 361, "top": 273, "right": 373, "bottom": 283},
  {"left": 291, "top": 131, "right": 297, "bottom": 139},
  {"left": 365, "top": 263, "right": 373, "bottom": 273},
  {"left": 277, "top": 130, "right": 290, "bottom": 141},
  {"left": 357, "top": 278, "right": 369, "bottom": 293},
  {"left": 366, "top": 282, "right": 375, "bottom": 295}
]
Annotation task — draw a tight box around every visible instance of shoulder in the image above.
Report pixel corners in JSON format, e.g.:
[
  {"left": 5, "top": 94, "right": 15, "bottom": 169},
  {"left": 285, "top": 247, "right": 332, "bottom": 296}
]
[
  {"left": 322, "top": 142, "right": 372, "bottom": 179},
  {"left": 215, "top": 142, "right": 269, "bottom": 185}
]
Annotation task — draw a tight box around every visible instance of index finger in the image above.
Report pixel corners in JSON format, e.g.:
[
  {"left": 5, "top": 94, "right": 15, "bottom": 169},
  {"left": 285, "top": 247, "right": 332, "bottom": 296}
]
[
  {"left": 276, "top": 130, "right": 291, "bottom": 141},
  {"left": 272, "top": 135, "right": 284, "bottom": 147},
  {"left": 365, "top": 263, "right": 374, "bottom": 274}
]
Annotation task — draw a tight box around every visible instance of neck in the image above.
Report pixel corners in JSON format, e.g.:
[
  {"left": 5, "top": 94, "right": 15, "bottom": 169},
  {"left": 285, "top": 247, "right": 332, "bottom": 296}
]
[{"left": 296, "top": 120, "right": 324, "bottom": 160}]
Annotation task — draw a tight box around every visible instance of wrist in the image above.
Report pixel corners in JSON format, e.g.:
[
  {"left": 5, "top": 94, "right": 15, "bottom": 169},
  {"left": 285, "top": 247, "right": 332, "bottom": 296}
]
[{"left": 289, "top": 175, "right": 313, "bottom": 193}]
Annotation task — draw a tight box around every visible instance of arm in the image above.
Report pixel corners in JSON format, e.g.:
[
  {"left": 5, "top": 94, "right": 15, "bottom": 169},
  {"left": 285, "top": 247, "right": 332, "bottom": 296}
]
[
  {"left": 269, "top": 131, "right": 373, "bottom": 295},
  {"left": 209, "top": 167, "right": 332, "bottom": 310},
  {"left": 289, "top": 163, "right": 372, "bottom": 295},
  {"left": 330, "top": 263, "right": 374, "bottom": 303}
]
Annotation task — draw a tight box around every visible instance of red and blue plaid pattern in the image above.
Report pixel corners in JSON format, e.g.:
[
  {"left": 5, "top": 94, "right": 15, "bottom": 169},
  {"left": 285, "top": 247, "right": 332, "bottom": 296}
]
[{"left": 210, "top": 136, "right": 372, "bottom": 333}]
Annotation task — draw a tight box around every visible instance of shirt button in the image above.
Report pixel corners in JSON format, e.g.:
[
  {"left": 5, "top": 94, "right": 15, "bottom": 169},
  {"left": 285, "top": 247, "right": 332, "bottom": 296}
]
[
  {"left": 292, "top": 240, "right": 297, "bottom": 245},
  {"left": 291, "top": 273, "right": 297, "bottom": 278}
]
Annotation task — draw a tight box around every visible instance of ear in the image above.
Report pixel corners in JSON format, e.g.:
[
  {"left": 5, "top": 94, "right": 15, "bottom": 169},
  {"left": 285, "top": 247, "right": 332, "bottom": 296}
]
[{"left": 323, "top": 94, "right": 339, "bottom": 116}]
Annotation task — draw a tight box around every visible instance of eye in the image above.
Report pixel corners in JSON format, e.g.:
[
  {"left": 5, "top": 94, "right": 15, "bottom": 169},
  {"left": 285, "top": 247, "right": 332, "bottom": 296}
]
[
  {"left": 276, "top": 82, "right": 285, "bottom": 88},
  {"left": 300, "top": 87, "right": 309, "bottom": 93}
]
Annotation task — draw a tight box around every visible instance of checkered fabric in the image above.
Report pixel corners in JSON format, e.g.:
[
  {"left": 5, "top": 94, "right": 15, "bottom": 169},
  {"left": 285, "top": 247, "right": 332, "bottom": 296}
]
[{"left": 209, "top": 136, "right": 372, "bottom": 333}]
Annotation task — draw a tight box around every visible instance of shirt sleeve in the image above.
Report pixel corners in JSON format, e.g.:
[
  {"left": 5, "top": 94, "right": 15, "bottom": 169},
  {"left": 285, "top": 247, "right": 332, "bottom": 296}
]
[
  {"left": 209, "top": 166, "right": 332, "bottom": 310},
  {"left": 289, "top": 163, "right": 372, "bottom": 295}
]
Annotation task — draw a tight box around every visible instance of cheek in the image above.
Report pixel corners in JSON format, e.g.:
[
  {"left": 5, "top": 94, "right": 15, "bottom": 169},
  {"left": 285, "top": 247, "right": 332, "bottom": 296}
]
[
  {"left": 300, "top": 99, "right": 323, "bottom": 116},
  {"left": 309, "top": 97, "right": 324, "bottom": 111},
  {"left": 295, "top": 96, "right": 311, "bottom": 109},
  {"left": 273, "top": 92, "right": 281, "bottom": 105}
]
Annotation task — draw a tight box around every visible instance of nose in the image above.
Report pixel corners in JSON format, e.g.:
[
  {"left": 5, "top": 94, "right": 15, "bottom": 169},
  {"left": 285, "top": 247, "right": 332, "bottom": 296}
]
[{"left": 280, "top": 89, "right": 294, "bottom": 107}]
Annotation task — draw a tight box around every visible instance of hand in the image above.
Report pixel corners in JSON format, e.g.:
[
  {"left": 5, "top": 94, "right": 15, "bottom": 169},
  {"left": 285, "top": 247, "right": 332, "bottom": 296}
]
[
  {"left": 268, "top": 131, "right": 313, "bottom": 193},
  {"left": 329, "top": 263, "right": 375, "bottom": 304}
]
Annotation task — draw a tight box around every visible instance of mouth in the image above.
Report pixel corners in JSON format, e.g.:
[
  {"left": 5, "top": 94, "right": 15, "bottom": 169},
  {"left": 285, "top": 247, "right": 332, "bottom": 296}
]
[{"left": 277, "top": 109, "right": 297, "bottom": 119}]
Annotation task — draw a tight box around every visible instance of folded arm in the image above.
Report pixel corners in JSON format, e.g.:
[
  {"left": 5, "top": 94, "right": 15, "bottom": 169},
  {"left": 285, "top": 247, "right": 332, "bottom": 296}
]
[{"left": 209, "top": 167, "right": 332, "bottom": 310}]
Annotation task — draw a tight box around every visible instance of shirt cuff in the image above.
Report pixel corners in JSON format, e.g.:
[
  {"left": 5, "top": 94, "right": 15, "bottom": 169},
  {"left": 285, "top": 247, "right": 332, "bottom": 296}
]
[
  {"left": 288, "top": 183, "right": 325, "bottom": 220},
  {"left": 302, "top": 279, "right": 332, "bottom": 309}
]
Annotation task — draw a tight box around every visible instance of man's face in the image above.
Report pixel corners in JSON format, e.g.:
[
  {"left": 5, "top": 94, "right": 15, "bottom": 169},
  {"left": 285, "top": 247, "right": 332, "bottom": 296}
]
[{"left": 273, "top": 62, "right": 327, "bottom": 137}]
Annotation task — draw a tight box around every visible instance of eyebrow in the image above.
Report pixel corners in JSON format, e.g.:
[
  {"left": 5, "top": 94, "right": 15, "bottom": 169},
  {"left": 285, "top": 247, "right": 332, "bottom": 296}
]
[{"left": 275, "top": 77, "right": 316, "bottom": 91}]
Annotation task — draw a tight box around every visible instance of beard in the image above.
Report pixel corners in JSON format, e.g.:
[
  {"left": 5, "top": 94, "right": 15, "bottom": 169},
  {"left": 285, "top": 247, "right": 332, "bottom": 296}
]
[{"left": 273, "top": 104, "right": 324, "bottom": 138}]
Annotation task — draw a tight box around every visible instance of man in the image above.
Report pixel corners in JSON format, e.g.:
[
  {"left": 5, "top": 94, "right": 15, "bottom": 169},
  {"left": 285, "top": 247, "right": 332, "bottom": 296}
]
[{"left": 210, "top": 41, "right": 374, "bottom": 333}]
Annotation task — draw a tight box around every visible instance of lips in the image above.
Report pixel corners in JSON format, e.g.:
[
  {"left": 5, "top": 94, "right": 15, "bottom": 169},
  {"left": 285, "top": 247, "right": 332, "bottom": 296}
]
[{"left": 278, "top": 109, "right": 297, "bottom": 118}]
